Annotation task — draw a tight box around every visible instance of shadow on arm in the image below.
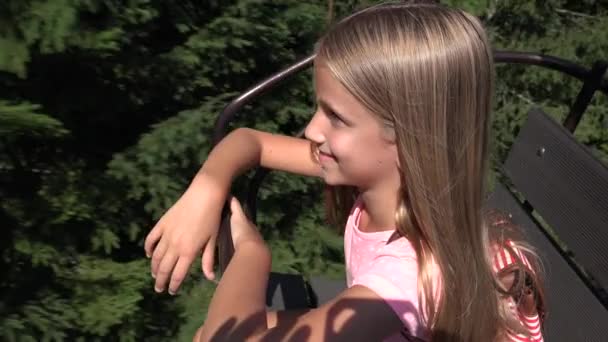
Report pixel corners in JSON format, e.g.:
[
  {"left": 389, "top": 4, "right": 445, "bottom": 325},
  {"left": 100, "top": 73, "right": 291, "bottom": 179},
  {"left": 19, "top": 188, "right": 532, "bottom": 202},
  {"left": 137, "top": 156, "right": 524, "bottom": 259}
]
[{"left": 197, "top": 285, "right": 459, "bottom": 341}]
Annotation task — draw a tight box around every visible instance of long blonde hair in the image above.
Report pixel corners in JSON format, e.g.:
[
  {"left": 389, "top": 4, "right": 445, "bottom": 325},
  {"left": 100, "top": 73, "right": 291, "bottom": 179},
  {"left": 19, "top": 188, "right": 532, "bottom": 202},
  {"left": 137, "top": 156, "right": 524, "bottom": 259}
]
[{"left": 316, "top": 1, "right": 542, "bottom": 340}]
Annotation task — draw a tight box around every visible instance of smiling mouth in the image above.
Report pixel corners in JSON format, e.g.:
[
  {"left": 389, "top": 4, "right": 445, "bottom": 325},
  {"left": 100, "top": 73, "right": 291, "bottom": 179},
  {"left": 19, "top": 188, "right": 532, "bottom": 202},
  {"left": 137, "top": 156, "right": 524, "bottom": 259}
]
[{"left": 318, "top": 150, "right": 336, "bottom": 163}]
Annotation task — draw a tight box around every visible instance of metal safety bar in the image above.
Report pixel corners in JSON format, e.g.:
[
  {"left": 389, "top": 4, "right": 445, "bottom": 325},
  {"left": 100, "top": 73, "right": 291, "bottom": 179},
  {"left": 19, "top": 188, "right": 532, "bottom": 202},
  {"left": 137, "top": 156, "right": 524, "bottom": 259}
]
[{"left": 211, "top": 50, "right": 608, "bottom": 226}]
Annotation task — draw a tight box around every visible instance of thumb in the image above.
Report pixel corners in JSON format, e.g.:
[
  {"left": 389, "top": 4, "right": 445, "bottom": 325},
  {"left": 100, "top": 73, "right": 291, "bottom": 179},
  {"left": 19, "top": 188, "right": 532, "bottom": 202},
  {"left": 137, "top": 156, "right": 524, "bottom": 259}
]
[{"left": 229, "top": 196, "right": 246, "bottom": 218}]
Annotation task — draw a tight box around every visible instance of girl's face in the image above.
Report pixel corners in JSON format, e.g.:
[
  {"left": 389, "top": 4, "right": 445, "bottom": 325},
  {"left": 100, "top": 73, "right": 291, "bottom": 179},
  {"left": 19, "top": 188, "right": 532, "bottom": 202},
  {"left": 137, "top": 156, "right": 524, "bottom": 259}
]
[{"left": 305, "top": 63, "right": 400, "bottom": 191}]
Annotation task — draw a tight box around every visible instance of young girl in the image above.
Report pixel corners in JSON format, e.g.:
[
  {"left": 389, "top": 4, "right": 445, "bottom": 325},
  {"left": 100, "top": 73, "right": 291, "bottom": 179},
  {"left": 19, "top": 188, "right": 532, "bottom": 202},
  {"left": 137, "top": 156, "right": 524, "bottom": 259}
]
[{"left": 145, "top": 1, "right": 545, "bottom": 341}]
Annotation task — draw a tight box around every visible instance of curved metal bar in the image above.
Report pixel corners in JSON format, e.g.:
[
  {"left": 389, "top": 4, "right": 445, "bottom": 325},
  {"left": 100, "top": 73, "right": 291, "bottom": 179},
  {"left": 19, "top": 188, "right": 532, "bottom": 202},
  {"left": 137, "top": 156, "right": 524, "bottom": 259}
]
[
  {"left": 494, "top": 51, "right": 608, "bottom": 93},
  {"left": 563, "top": 60, "right": 608, "bottom": 132},
  {"left": 213, "top": 50, "right": 607, "bottom": 146},
  {"left": 211, "top": 50, "right": 608, "bottom": 226},
  {"left": 211, "top": 54, "right": 315, "bottom": 146},
  {"left": 245, "top": 127, "right": 307, "bottom": 224}
]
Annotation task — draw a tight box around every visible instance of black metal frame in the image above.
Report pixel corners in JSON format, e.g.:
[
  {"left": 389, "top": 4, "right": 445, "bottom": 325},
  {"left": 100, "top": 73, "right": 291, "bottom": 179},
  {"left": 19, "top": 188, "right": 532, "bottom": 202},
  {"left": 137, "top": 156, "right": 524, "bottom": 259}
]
[
  {"left": 211, "top": 50, "right": 608, "bottom": 222},
  {"left": 210, "top": 51, "right": 608, "bottom": 338}
]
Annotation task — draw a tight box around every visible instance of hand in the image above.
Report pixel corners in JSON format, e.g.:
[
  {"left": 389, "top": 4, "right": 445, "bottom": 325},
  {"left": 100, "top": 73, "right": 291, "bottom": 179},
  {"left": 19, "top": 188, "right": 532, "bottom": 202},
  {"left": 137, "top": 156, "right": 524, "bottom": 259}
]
[
  {"left": 145, "top": 175, "right": 226, "bottom": 294},
  {"left": 227, "top": 197, "right": 265, "bottom": 250}
]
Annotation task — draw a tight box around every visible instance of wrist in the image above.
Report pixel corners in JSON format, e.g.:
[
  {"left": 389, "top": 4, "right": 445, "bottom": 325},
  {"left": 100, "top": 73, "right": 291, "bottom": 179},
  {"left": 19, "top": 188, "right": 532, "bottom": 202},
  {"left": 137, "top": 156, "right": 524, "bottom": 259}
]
[{"left": 190, "top": 171, "right": 229, "bottom": 202}]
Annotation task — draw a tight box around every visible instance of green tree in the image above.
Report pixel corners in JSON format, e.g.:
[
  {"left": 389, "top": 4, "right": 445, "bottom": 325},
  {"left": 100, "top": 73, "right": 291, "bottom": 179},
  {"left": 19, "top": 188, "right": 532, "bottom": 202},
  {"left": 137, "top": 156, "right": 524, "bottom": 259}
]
[{"left": 1, "top": 0, "right": 606, "bottom": 341}]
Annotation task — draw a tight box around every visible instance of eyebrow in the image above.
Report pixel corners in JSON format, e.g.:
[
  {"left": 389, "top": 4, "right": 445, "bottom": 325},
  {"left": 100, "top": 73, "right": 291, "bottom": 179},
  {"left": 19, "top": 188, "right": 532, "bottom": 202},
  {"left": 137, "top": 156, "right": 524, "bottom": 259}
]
[{"left": 316, "top": 98, "right": 350, "bottom": 123}]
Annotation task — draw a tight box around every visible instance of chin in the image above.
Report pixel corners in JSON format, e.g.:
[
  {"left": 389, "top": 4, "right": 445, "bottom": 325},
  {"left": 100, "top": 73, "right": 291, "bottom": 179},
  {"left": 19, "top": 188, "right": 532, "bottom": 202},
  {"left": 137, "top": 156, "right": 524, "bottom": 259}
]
[
  {"left": 320, "top": 170, "right": 339, "bottom": 185},
  {"left": 321, "top": 171, "right": 354, "bottom": 187},
  {"left": 322, "top": 178, "right": 343, "bottom": 186}
]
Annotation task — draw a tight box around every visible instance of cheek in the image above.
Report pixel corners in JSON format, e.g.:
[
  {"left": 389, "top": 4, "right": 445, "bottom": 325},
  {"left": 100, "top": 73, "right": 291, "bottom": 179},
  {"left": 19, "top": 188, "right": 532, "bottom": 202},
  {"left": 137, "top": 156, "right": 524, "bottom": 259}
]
[
  {"left": 342, "top": 136, "right": 396, "bottom": 174},
  {"left": 326, "top": 132, "right": 354, "bottom": 160},
  {"left": 330, "top": 130, "right": 381, "bottom": 157}
]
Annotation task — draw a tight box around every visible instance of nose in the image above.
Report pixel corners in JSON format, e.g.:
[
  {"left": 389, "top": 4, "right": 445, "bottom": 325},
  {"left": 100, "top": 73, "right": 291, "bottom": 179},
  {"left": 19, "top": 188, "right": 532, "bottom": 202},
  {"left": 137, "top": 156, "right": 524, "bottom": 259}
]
[{"left": 304, "top": 109, "right": 327, "bottom": 145}]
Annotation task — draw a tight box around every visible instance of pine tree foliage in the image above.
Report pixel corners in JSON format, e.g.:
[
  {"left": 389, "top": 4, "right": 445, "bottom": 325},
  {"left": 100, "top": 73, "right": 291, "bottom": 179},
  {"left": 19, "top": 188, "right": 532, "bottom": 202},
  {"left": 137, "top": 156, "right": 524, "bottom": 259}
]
[
  {"left": 1, "top": 0, "right": 606, "bottom": 341},
  {"left": 0, "top": 101, "right": 67, "bottom": 139}
]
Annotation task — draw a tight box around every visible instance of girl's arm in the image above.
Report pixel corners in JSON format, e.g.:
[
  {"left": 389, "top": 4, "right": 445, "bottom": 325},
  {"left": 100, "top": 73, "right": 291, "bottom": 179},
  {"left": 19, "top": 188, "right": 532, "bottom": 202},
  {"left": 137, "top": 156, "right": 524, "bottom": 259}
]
[
  {"left": 146, "top": 128, "right": 322, "bottom": 295},
  {"left": 266, "top": 309, "right": 312, "bottom": 329},
  {"left": 197, "top": 127, "right": 322, "bottom": 186},
  {"left": 196, "top": 241, "right": 272, "bottom": 340},
  {"left": 195, "top": 198, "right": 404, "bottom": 342},
  {"left": 197, "top": 282, "right": 404, "bottom": 342}
]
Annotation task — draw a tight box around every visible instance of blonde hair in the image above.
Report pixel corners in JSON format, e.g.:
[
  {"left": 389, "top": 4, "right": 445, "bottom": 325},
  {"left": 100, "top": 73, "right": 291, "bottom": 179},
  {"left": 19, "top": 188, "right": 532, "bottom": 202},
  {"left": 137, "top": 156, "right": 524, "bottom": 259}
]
[{"left": 316, "top": 1, "right": 543, "bottom": 340}]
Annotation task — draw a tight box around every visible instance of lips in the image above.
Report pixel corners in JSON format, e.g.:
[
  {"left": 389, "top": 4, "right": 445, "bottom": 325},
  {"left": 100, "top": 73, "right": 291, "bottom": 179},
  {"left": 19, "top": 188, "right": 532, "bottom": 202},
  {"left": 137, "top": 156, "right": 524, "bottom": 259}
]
[{"left": 318, "top": 150, "right": 336, "bottom": 163}]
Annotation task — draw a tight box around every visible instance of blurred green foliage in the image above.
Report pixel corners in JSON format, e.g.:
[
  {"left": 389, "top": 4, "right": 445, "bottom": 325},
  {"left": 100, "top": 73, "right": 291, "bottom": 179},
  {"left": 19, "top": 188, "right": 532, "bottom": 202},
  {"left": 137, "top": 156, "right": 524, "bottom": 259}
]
[{"left": 1, "top": 0, "right": 606, "bottom": 340}]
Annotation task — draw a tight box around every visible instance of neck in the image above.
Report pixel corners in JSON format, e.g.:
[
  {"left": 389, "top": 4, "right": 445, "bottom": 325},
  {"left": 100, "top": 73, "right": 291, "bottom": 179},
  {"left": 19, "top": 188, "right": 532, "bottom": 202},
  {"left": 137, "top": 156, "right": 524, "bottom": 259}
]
[{"left": 359, "top": 187, "right": 398, "bottom": 233}]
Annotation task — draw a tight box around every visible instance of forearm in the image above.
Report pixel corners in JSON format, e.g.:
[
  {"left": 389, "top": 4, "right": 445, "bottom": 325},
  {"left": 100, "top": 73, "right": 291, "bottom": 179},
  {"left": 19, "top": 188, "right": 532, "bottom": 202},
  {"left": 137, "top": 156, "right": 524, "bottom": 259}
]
[
  {"left": 266, "top": 309, "right": 312, "bottom": 329},
  {"left": 184, "top": 128, "right": 262, "bottom": 212},
  {"left": 197, "top": 128, "right": 262, "bottom": 189},
  {"left": 198, "top": 242, "right": 271, "bottom": 341},
  {"left": 198, "top": 127, "right": 320, "bottom": 182}
]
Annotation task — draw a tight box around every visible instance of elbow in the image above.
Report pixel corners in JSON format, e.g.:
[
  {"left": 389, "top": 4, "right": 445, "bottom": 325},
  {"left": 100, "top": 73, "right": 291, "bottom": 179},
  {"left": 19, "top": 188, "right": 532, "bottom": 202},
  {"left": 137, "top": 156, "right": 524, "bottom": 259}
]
[
  {"left": 231, "top": 127, "right": 256, "bottom": 143},
  {"left": 232, "top": 126, "right": 262, "bottom": 148},
  {"left": 231, "top": 127, "right": 263, "bottom": 165}
]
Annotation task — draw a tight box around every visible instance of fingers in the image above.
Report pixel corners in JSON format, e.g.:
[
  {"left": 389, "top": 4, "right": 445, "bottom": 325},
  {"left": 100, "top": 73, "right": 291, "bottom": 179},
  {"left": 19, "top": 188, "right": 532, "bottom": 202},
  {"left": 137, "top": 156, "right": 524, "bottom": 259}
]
[
  {"left": 151, "top": 237, "right": 168, "bottom": 278},
  {"left": 202, "top": 232, "right": 217, "bottom": 280},
  {"left": 155, "top": 250, "right": 179, "bottom": 293},
  {"left": 145, "top": 223, "right": 164, "bottom": 258},
  {"left": 168, "top": 256, "right": 193, "bottom": 295}
]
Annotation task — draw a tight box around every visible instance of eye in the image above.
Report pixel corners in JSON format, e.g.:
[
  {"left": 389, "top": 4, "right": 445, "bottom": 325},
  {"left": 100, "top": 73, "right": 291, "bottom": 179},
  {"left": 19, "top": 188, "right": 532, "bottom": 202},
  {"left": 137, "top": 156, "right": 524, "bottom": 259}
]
[{"left": 326, "top": 110, "right": 345, "bottom": 126}]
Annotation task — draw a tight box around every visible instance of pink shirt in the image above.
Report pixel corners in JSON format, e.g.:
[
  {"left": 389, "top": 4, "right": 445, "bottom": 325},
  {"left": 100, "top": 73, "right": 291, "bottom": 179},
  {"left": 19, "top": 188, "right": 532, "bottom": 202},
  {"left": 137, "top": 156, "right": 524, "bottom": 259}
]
[
  {"left": 344, "top": 198, "right": 428, "bottom": 341},
  {"left": 344, "top": 198, "right": 544, "bottom": 342}
]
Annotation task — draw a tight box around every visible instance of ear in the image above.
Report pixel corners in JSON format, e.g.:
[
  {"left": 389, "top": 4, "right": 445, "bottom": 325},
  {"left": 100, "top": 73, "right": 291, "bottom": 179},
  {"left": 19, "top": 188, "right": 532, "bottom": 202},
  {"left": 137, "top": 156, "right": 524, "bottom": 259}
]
[
  {"left": 396, "top": 155, "right": 401, "bottom": 169},
  {"left": 390, "top": 143, "right": 400, "bottom": 169},
  {"left": 381, "top": 124, "right": 400, "bottom": 167}
]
